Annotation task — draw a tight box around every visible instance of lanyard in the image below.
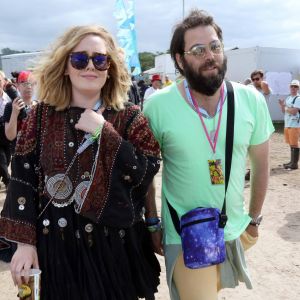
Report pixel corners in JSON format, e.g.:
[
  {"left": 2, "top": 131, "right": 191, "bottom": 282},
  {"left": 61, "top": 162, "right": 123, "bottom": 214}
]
[{"left": 184, "top": 81, "right": 225, "bottom": 154}]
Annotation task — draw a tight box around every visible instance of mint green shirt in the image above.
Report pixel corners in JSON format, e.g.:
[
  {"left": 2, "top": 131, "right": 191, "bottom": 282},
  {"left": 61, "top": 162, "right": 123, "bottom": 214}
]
[{"left": 144, "top": 82, "right": 274, "bottom": 244}]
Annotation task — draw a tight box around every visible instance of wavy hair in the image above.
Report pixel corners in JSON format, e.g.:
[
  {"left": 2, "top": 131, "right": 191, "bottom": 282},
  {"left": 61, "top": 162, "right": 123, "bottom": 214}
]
[
  {"left": 170, "top": 9, "right": 223, "bottom": 76},
  {"left": 33, "top": 25, "right": 131, "bottom": 110}
]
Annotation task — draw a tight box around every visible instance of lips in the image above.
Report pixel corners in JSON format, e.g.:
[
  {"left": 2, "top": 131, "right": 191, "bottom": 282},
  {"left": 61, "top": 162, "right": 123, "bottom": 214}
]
[{"left": 81, "top": 74, "right": 98, "bottom": 79}]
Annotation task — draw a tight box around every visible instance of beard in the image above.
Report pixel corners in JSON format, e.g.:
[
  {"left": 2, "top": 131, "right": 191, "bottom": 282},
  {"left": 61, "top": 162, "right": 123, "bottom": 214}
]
[{"left": 182, "top": 56, "right": 227, "bottom": 96}]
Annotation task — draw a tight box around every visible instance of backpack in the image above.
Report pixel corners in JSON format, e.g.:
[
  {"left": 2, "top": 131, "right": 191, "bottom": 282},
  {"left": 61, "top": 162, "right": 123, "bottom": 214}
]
[{"left": 291, "top": 95, "right": 300, "bottom": 122}]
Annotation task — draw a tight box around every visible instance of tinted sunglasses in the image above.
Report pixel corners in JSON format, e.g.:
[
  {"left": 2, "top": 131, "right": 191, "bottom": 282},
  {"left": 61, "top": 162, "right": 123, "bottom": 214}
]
[
  {"left": 70, "top": 51, "right": 110, "bottom": 71},
  {"left": 251, "top": 77, "right": 261, "bottom": 81},
  {"left": 290, "top": 85, "right": 299, "bottom": 88},
  {"left": 184, "top": 40, "right": 223, "bottom": 58}
]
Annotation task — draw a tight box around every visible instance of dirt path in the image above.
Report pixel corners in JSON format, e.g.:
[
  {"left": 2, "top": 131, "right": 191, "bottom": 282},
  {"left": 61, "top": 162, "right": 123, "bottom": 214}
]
[{"left": 0, "top": 132, "right": 299, "bottom": 300}]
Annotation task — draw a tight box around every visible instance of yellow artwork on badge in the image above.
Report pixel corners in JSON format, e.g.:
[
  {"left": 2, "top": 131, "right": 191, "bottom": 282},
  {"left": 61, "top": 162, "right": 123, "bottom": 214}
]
[{"left": 208, "top": 159, "right": 224, "bottom": 185}]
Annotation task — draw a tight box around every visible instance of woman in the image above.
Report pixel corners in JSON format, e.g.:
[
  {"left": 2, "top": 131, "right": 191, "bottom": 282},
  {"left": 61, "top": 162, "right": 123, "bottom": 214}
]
[
  {"left": 0, "top": 25, "right": 161, "bottom": 300},
  {"left": 4, "top": 70, "right": 36, "bottom": 153}
]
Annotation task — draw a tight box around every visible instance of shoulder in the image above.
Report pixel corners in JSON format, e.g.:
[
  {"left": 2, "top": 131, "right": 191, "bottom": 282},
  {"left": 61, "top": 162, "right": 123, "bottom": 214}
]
[{"left": 144, "top": 84, "right": 178, "bottom": 110}]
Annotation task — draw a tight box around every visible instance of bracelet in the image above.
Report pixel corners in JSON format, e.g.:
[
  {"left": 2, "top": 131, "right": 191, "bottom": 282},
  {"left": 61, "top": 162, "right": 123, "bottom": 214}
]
[
  {"left": 145, "top": 217, "right": 160, "bottom": 226},
  {"left": 92, "top": 122, "right": 104, "bottom": 140},
  {"left": 147, "top": 222, "right": 162, "bottom": 233}
]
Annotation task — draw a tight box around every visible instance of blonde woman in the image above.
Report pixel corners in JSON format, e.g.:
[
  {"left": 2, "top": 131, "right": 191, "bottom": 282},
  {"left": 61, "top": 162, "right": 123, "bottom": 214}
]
[{"left": 0, "top": 25, "right": 161, "bottom": 300}]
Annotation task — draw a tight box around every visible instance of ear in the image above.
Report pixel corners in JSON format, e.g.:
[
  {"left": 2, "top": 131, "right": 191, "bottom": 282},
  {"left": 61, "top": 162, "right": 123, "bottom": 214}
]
[{"left": 175, "top": 53, "right": 183, "bottom": 70}]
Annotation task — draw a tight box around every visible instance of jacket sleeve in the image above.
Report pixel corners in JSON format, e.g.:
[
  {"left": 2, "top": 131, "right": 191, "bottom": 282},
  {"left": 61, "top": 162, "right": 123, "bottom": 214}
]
[
  {"left": 0, "top": 105, "right": 40, "bottom": 246},
  {"left": 77, "top": 105, "right": 161, "bottom": 227}
]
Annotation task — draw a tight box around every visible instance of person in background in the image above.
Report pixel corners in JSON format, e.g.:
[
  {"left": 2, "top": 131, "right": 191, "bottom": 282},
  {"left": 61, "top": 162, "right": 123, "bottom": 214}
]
[
  {"left": 0, "top": 25, "right": 161, "bottom": 300},
  {"left": 163, "top": 75, "right": 173, "bottom": 87},
  {"left": 278, "top": 79, "right": 300, "bottom": 169},
  {"left": 4, "top": 71, "right": 37, "bottom": 154},
  {"left": 144, "top": 9, "right": 274, "bottom": 300},
  {"left": 245, "top": 70, "right": 272, "bottom": 181},
  {"left": 243, "top": 78, "right": 252, "bottom": 86},
  {"left": 251, "top": 70, "right": 272, "bottom": 101},
  {"left": 144, "top": 74, "right": 162, "bottom": 101},
  {"left": 128, "top": 75, "right": 141, "bottom": 105},
  {"left": 0, "top": 71, "right": 11, "bottom": 190},
  {"left": 0, "top": 70, "right": 13, "bottom": 263}
]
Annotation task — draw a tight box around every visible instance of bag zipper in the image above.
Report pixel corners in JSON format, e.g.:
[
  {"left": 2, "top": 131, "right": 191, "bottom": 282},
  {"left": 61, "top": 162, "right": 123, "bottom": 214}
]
[{"left": 181, "top": 217, "right": 216, "bottom": 230}]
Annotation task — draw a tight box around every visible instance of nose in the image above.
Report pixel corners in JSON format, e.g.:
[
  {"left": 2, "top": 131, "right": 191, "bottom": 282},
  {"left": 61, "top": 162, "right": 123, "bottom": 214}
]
[
  {"left": 203, "top": 47, "right": 215, "bottom": 59},
  {"left": 86, "top": 58, "right": 95, "bottom": 70}
]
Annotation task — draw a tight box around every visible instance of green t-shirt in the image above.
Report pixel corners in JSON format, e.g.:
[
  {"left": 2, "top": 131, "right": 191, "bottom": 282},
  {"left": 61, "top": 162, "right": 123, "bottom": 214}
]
[{"left": 144, "top": 81, "right": 274, "bottom": 244}]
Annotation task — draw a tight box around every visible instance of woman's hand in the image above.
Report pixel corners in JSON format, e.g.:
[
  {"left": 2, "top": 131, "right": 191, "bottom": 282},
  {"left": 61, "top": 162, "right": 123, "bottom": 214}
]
[
  {"left": 10, "top": 243, "right": 39, "bottom": 286},
  {"left": 151, "top": 231, "right": 164, "bottom": 256},
  {"left": 75, "top": 107, "right": 105, "bottom": 134}
]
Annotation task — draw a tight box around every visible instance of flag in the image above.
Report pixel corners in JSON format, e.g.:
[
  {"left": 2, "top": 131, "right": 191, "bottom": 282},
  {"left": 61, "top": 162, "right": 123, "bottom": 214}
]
[{"left": 114, "top": 0, "right": 141, "bottom": 75}]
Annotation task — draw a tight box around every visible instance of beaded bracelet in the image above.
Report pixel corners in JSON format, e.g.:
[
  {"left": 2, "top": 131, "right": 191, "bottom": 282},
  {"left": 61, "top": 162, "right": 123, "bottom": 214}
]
[
  {"left": 145, "top": 217, "right": 160, "bottom": 226},
  {"left": 92, "top": 122, "right": 104, "bottom": 141},
  {"left": 147, "top": 222, "right": 162, "bottom": 233}
]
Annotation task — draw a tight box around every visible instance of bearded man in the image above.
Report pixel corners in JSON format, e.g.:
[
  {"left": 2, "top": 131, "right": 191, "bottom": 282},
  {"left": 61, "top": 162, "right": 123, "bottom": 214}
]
[{"left": 144, "top": 9, "right": 274, "bottom": 300}]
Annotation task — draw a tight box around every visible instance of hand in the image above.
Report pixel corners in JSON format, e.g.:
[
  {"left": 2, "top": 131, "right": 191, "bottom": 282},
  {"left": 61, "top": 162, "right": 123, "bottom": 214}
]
[
  {"left": 245, "top": 224, "right": 259, "bottom": 238},
  {"left": 75, "top": 107, "right": 105, "bottom": 134},
  {"left": 10, "top": 243, "right": 39, "bottom": 286},
  {"left": 150, "top": 231, "right": 164, "bottom": 256},
  {"left": 278, "top": 99, "right": 285, "bottom": 106},
  {"left": 12, "top": 97, "right": 25, "bottom": 116}
]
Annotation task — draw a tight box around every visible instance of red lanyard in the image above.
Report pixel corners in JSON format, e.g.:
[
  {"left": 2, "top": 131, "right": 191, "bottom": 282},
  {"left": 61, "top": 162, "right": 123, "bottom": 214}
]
[{"left": 189, "top": 85, "right": 225, "bottom": 154}]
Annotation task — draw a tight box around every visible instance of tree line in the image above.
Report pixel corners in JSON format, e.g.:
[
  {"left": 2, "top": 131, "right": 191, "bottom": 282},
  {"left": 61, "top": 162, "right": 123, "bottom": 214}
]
[{"left": 0, "top": 48, "right": 167, "bottom": 72}]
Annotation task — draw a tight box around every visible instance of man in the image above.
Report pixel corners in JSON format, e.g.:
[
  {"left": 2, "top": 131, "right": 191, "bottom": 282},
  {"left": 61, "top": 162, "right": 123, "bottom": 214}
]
[
  {"left": 251, "top": 69, "right": 272, "bottom": 101},
  {"left": 144, "top": 74, "right": 162, "bottom": 101},
  {"left": 0, "top": 71, "right": 11, "bottom": 190},
  {"left": 278, "top": 79, "right": 300, "bottom": 169},
  {"left": 144, "top": 9, "right": 274, "bottom": 300},
  {"left": 163, "top": 75, "right": 173, "bottom": 87},
  {"left": 246, "top": 69, "right": 272, "bottom": 181}
]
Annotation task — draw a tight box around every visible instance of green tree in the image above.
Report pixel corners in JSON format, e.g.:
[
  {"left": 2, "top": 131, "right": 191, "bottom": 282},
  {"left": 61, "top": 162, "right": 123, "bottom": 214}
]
[
  {"left": 1, "top": 48, "right": 28, "bottom": 55},
  {"left": 139, "top": 52, "right": 155, "bottom": 72}
]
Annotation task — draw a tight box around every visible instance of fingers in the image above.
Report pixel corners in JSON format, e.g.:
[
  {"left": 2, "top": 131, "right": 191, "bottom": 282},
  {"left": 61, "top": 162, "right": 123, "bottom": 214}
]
[
  {"left": 97, "top": 107, "right": 105, "bottom": 114},
  {"left": 33, "top": 254, "right": 40, "bottom": 270},
  {"left": 23, "top": 260, "right": 32, "bottom": 284}
]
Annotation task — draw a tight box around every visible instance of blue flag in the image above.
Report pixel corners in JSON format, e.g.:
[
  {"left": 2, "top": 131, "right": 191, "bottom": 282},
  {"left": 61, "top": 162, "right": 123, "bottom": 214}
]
[{"left": 114, "top": 0, "right": 141, "bottom": 75}]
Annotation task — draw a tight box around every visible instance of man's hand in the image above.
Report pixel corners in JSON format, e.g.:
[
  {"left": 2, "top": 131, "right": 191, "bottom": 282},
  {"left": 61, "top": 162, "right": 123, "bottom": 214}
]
[{"left": 246, "top": 224, "right": 259, "bottom": 238}]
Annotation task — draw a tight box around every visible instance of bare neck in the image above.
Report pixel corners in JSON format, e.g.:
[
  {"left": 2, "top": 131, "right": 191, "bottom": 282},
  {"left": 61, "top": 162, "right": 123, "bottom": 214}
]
[{"left": 71, "top": 90, "right": 101, "bottom": 109}]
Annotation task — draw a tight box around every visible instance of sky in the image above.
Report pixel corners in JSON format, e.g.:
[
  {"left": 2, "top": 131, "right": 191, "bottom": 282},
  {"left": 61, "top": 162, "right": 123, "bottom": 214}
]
[{"left": 1, "top": 0, "right": 300, "bottom": 54}]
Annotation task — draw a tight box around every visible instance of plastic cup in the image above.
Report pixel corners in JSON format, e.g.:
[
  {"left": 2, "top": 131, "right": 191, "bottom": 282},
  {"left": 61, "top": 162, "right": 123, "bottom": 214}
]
[{"left": 18, "top": 268, "right": 41, "bottom": 300}]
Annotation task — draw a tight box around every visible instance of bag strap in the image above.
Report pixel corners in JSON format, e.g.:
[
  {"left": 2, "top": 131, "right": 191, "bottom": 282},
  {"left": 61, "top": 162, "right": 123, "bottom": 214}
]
[
  {"left": 167, "top": 80, "right": 235, "bottom": 234},
  {"left": 292, "top": 95, "right": 299, "bottom": 105}
]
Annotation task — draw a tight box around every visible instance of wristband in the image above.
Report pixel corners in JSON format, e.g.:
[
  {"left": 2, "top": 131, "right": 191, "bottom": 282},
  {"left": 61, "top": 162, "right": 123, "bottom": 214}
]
[
  {"left": 92, "top": 122, "right": 104, "bottom": 140},
  {"left": 147, "top": 222, "right": 162, "bottom": 233},
  {"left": 145, "top": 217, "right": 160, "bottom": 226}
]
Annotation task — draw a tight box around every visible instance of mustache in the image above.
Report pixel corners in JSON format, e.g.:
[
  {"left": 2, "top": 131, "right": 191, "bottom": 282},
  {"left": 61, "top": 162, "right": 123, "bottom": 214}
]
[{"left": 199, "top": 60, "right": 218, "bottom": 71}]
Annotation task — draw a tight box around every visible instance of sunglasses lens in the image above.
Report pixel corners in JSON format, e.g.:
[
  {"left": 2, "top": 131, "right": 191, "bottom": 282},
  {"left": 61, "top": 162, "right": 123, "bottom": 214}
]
[
  {"left": 92, "top": 54, "right": 110, "bottom": 71},
  {"left": 70, "top": 52, "right": 89, "bottom": 70},
  {"left": 191, "top": 45, "right": 206, "bottom": 56}
]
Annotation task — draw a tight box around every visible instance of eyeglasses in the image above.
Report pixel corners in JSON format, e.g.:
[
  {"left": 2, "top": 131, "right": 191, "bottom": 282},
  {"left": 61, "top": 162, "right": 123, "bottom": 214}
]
[
  {"left": 69, "top": 51, "right": 111, "bottom": 71},
  {"left": 290, "top": 85, "right": 299, "bottom": 88},
  {"left": 183, "top": 40, "right": 223, "bottom": 58},
  {"left": 251, "top": 77, "right": 261, "bottom": 82},
  {"left": 19, "top": 82, "right": 35, "bottom": 87}
]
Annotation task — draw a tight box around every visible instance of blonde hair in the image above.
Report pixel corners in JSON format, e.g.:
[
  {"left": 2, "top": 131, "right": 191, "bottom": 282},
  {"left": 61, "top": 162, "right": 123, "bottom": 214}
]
[{"left": 33, "top": 25, "right": 131, "bottom": 110}]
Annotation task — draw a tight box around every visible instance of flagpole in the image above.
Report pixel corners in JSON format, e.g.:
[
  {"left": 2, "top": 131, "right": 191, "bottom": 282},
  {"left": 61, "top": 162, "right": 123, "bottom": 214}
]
[{"left": 182, "top": 0, "right": 185, "bottom": 19}]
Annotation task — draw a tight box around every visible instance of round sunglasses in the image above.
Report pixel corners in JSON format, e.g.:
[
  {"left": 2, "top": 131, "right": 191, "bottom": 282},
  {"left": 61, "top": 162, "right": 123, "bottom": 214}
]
[{"left": 69, "top": 51, "right": 111, "bottom": 71}]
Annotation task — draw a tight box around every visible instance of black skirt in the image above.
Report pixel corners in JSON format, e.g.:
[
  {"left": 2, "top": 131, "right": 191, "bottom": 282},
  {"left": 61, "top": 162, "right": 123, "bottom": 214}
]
[{"left": 37, "top": 205, "right": 160, "bottom": 300}]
